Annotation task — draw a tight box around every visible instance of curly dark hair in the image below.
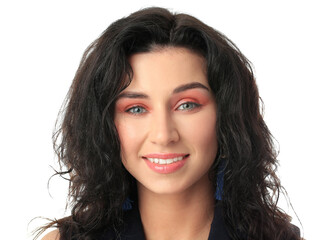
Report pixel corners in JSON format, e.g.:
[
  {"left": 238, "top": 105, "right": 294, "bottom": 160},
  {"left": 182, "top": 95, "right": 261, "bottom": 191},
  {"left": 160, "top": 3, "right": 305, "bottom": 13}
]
[{"left": 36, "top": 7, "right": 300, "bottom": 240}]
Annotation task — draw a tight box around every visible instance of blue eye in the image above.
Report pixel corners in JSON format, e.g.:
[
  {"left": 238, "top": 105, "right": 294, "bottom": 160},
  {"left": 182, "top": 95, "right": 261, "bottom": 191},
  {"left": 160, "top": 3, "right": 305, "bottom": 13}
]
[
  {"left": 177, "top": 102, "right": 201, "bottom": 111},
  {"left": 126, "top": 106, "right": 147, "bottom": 115}
]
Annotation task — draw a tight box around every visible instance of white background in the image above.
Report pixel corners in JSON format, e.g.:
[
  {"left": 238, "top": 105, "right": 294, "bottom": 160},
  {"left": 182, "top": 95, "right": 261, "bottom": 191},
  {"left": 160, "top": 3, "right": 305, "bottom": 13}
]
[{"left": 0, "top": 0, "right": 331, "bottom": 239}]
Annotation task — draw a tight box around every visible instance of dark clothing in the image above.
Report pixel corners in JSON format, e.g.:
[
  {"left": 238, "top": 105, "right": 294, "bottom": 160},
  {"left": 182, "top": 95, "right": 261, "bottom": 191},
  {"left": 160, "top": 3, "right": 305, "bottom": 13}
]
[
  {"left": 66, "top": 202, "right": 300, "bottom": 240},
  {"left": 99, "top": 202, "right": 230, "bottom": 240}
]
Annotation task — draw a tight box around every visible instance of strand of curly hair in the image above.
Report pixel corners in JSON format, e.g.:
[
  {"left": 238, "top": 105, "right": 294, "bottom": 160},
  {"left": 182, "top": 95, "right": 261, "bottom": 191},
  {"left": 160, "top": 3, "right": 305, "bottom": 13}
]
[{"left": 34, "top": 7, "right": 300, "bottom": 240}]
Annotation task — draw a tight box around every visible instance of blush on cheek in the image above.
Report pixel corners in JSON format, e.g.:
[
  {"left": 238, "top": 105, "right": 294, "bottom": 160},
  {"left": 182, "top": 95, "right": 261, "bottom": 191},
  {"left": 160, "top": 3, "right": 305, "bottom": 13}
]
[
  {"left": 194, "top": 119, "right": 216, "bottom": 143},
  {"left": 179, "top": 104, "right": 217, "bottom": 150},
  {"left": 116, "top": 121, "right": 136, "bottom": 142},
  {"left": 115, "top": 115, "right": 149, "bottom": 152}
]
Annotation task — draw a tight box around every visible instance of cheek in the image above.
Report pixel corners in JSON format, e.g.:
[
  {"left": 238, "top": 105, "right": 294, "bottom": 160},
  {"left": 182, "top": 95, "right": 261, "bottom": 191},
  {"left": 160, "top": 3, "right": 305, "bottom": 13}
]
[
  {"left": 178, "top": 108, "right": 217, "bottom": 157},
  {"left": 115, "top": 117, "right": 147, "bottom": 159},
  {"left": 195, "top": 118, "right": 217, "bottom": 154}
]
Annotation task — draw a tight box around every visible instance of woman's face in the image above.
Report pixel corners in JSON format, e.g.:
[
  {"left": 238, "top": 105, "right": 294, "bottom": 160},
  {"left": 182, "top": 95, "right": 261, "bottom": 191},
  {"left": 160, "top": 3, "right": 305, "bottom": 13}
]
[{"left": 114, "top": 47, "right": 218, "bottom": 196}]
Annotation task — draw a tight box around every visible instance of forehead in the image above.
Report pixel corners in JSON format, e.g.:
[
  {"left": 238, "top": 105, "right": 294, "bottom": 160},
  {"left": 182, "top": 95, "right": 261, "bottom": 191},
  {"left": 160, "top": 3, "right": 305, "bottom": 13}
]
[{"left": 125, "top": 47, "right": 208, "bottom": 92}]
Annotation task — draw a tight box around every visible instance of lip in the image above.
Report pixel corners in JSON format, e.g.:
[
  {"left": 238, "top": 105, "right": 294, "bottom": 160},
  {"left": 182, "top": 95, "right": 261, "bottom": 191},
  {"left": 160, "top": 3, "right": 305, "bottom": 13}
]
[
  {"left": 143, "top": 153, "right": 188, "bottom": 159},
  {"left": 143, "top": 153, "right": 189, "bottom": 174}
]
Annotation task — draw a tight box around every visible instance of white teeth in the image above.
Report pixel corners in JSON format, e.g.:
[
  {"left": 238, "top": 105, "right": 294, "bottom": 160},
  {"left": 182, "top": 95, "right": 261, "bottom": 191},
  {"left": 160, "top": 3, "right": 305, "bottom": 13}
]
[
  {"left": 146, "top": 156, "right": 185, "bottom": 165},
  {"left": 166, "top": 159, "right": 173, "bottom": 164}
]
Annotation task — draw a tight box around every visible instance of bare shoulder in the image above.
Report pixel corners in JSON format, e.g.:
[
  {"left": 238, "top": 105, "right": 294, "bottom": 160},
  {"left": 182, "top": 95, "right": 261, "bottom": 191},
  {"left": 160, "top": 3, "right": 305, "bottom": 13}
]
[{"left": 41, "top": 229, "right": 60, "bottom": 240}]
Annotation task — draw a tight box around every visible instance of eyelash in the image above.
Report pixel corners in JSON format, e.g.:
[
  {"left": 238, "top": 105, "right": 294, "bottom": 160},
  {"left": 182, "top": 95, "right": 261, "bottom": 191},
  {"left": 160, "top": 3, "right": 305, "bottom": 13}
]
[
  {"left": 176, "top": 102, "right": 202, "bottom": 111},
  {"left": 125, "top": 102, "right": 201, "bottom": 115},
  {"left": 125, "top": 106, "right": 148, "bottom": 115}
]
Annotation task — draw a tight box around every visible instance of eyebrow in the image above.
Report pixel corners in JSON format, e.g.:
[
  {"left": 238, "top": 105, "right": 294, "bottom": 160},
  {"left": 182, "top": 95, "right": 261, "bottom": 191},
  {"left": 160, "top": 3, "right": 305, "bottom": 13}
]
[
  {"left": 173, "top": 82, "right": 210, "bottom": 94},
  {"left": 117, "top": 92, "right": 148, "bottom": 99},
  {"left": 117, "top": 82, "right": 209, "bottom": 100}
]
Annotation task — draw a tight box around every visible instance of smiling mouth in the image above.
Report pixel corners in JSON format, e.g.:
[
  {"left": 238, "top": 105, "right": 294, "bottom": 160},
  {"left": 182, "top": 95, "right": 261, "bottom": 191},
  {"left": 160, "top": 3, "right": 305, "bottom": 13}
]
[{"left": 142, "top": 154, "right": 189, "bottom": 165}]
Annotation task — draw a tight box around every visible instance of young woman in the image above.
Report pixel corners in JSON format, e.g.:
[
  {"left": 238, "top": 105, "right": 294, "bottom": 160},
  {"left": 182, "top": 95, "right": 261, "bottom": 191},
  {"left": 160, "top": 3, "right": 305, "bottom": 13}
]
[{"left": 38, "top": 7, "right": 301, "bottom": 240}]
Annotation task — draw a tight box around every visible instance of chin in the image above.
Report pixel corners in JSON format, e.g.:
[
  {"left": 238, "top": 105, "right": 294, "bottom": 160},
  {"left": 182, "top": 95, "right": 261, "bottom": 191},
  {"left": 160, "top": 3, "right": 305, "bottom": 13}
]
[{"left": 137, "top": 172, "right": 211, "bottom": 197}]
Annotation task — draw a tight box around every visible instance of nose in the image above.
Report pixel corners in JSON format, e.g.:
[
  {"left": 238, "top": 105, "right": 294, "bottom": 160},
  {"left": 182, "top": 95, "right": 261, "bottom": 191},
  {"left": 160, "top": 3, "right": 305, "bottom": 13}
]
[{"left": 149, "top": 108, "right": 180, "bottom": 146}]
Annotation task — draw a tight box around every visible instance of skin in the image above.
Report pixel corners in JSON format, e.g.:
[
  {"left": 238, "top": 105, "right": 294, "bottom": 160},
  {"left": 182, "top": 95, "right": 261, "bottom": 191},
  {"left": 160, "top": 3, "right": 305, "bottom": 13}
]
[
  {"left": 41, "top": 229, "right": 60, "bottom": 240},
  {"left": 115, "top": 47, "right": 218, "bottom": 240},
  {"left": 42, "top": 47, "right": 218, "bottom": 240}
]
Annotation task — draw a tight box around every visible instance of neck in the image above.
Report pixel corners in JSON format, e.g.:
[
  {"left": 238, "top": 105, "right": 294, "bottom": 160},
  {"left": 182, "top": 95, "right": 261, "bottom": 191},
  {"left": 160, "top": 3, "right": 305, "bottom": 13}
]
[{"left": 137, "top": 174, "right": 215, "bottom": 240}]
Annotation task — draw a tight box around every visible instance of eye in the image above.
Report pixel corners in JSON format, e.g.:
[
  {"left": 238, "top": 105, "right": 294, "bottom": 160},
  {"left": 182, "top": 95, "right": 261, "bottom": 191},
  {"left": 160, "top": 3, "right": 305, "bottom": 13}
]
[
  {"left": 177, "top": 102, "right": 201, "bottom": 111},
  {"left": 125, "top": 106, "right": 147, "bottom": 115}
]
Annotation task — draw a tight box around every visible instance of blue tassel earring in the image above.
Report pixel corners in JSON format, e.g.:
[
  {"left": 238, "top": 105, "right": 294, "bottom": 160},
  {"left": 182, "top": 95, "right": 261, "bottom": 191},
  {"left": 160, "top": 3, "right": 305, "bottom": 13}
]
[
  {"left": 214, "top": 162, "right": 224, "bottom": 201},
  {"left": 122, "top": 198, "right": 133, "bottom": 210}
]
